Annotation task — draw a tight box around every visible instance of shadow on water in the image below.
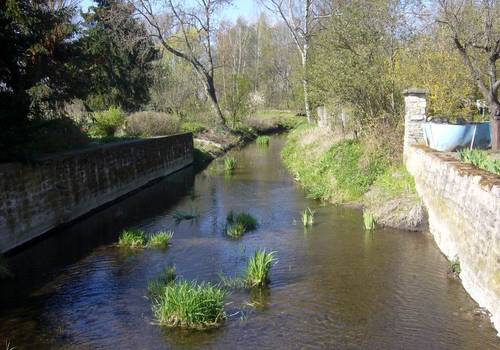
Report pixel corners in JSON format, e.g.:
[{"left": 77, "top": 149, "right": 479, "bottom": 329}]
[{"left": 0, "top": 166, "right": 195, "bottom": 307}]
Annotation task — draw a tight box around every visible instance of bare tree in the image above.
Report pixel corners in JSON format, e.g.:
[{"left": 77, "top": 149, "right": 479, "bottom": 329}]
[
  {"left": 436, "top": 0, "right": 500, "bottom": 151},
  {"left": 260, "top": 0, "right": 328, "bottom": 123},
  {"left": 131, "top": 0, "right": 231, "bottom": 128}
]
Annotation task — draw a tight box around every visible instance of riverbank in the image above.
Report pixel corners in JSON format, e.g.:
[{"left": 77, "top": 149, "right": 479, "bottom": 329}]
[{"left": 281, "top": 123, "right": 426, "bottom": 231}]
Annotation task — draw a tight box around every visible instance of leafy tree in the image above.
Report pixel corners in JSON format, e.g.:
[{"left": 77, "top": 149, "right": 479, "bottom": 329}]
[{"left": 80, "top": 0, "right": 156, "bottom": 111}]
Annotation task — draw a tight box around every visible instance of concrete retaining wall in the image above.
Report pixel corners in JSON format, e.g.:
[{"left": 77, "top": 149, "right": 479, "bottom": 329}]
[{"left": 0, "top": 134, "right": 193, "bottom": 252}]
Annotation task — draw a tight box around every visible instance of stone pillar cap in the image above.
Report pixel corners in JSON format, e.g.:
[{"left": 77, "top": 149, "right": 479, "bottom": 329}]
[{"left": 403, "top": 88, "right": 429, "bottom": 96}]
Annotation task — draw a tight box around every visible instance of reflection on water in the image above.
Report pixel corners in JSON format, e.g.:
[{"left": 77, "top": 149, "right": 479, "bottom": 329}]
[{"left": 0, "top": 136, "right": 498, "bottom": 350}]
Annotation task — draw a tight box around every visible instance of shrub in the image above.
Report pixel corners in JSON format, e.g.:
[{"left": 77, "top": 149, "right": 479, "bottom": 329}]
[
  {"left": 125, "top": 111, "right": 180, "bottom": 137},
  {"left": 148, "top": 231, "right": 173, "bottom": 249},
  {"left": 181, "top": 122, "right": 207, "bottom": 134},
  {"left": 256, "top": 135, "right": 270, "bottom": 146},
  {"left": 458, "top": 149, "right": 500, "bottom": 175},
  {"left": 90, "top": 106, "right": 126, "bottom": 137},
  {"left": 151, "top": 280, "right": 226, "bottom": 329},
  {"left": 118, "top": 228, "right": 147, "bottom": 248},
  {"left": 226, "top": 211, "right": 258, "bottom": 237},
  {"left": 301, "top": 207, "right": 315, "bottom": 227},
  {"left": 245, "top": 250, "right": 277, "bottom": 287}
]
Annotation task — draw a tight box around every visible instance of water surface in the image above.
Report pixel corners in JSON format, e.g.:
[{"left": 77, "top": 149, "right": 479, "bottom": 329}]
[{"left": 1, "top": 135, "right": 499, "bottom": 349}]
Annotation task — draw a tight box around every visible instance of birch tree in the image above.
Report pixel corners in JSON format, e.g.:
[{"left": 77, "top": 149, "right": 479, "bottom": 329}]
[
  {"left": 260, "top": 0, "right": 327, "bottom": 122},
  {"left": 132, "top": 0, "right": 231, "bottom": 128}
]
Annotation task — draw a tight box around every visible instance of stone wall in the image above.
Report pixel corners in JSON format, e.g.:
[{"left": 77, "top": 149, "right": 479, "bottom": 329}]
[
  {"left": 403, "top": 88, "right": 428, "bottom": 161},
  {"left": 406, "top": 145, "right": 499, "bottom": 333},
  {"left": 0, "top": 134, "right": 193, "bottom": 253}
]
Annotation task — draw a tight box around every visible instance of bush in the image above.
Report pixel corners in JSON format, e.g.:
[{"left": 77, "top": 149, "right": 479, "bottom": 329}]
[
  {"left": 151, "top": 280, "right": 226, "bottom": 329},
  {"left": 125, "top": 111, "right": 180, "bottom": 137},
  {"left": 90, "top": 106, "right": 126, "bottom": 137}
]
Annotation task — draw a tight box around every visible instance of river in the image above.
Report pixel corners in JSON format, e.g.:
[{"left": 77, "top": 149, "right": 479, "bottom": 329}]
[{"left": 0, "top": 135, "right": 498, "bottom": 349}]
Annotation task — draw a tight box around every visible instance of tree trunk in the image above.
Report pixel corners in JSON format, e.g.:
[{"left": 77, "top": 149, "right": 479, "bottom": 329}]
[
  {"left": 490, "top": 100, "right": 500, "bottom": 152},
  {"left": 205, "top": 76, "right": 228, "bottom": 129},
  {"left": 302, "top": 52, "right": 312, "bottom": 123}
]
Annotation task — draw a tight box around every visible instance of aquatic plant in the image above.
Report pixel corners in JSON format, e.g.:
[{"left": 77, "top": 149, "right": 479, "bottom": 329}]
[
  {"left": 148, "top": 231, "right": 173, "bottom": 249},
  {"left": 363, "top": 211, "right": 375, "bottom": 230},
  {"left": 226, "top": 211, "right": 258, "bottom": 237},
  {"left": 172, "top": 209, "right": 198, "bottom": 222},
  {"left": 224, "top": 157, "right": 237, "bottom": 173},
  {"left": 245, "top": 250, "right": 277, "bottom": 287},
  {"left": 449, "top": 257, "right": 461, "bottom": 278},
  {"left": 256, "top": 135, "right": 270, "bottom": 146},
  {"left": 152, "top": 280, "right": 226, "bottom": 329},
  {"left": 148, "top": 265, "right": 177, "bottom": 297},
  {"left": 118, "top": 228, "right": 148, "bottom": 248},
  {"left": 301, "top": 207, "right": 315, "bottom": 227}
]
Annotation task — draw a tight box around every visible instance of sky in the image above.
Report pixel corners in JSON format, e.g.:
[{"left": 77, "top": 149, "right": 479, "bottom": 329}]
[{"left": 80, "top": 0, "right": 264, "bottom": 23}]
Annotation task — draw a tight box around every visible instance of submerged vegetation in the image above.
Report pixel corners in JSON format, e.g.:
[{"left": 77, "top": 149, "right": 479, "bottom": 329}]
[
  {"left": 118, "top": 229, "right": 173, "bottom": 249},
  {"left": 458, "top": 149, "right": 500, "bottom": 175},
  {"left": 148, "top": 265, "right": 177, "bottom": 297},
  {"left": 301, "top": 207, "right": 315, "bottom": 227},
  {"left": 151, "top": 280, "right": 226, "bottom": 329},
  {"left": 172, "top": 209, "right": 199, "bottom": 222},
  {"left": 246, "top": 250, "right": 277, "bottom": 288},
  {"left": 226, "top": 211, "right": 258, "bottom": 237}
]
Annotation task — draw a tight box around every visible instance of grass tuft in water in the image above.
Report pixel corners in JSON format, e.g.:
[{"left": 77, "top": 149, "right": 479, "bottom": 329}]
[
  {"left": 245, "top": 250, "right": 277, "bottom": 287},
  {"left": 226, "top": 211, "right": 258, "bottom": 237},
  {"left": 301, "top": 207, "right": 315, "bottom": 227},
  {"left": 148, "top": 231, "right": 173, "bottom": 249},
  {"left": 152, "top": 280, "right": 226, "bottom": 329},
  {"left": 172, "top": 209, "right": 198, "bottom": 222},
  {"left": 448, "top": 257, "right": 461, "bottom": 278},
  {"left": 118, "top": 228, "right": 148, "bottom": 248},
  {"left": 256, "top": 135, "right": 270, "bottom": 146},
  {"left": 224, "top": 157, "right": 237, "bottom": 173},
  {"left": 148, "top": 265, "right": 177, "bottom": 297},
  {"left": 363, "top": 211, "right": 375, "bottom": 230}
]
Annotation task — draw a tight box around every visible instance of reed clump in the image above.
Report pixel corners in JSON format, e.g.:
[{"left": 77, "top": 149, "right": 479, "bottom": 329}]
[
  {"left": 245, "top": 250, "right": 277, "bottom": 287},
  {"left": 118, "top": 229, "right": 174, "bottom": 249},
  {"left": 151, "top": 280, "right": 226, "bottom": 329},
  {"left": 148, "top": 231, "right": 173, "bottom": 249},
  {"left": 301, "top": 207, "right": 315, "bottom": 227},
  {"left": 148, "top": 265, "right": 177, "bottom": 297},
  {"left": 226, "top": 211, "right": 258, "bottom": 237},
  {"left": 256, "top": 135, "right": 270, "bottom": 146},
  {"left": 224, "top": 157, "right": 237, "bottom": 173},
  {"left": 363, "top": 211, "right": 375, "bottom": 230}
]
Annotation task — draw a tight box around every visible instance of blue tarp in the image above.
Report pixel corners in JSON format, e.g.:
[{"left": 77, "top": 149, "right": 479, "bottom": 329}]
[{"left": 422, "top": 122, "right": 491, "bottom": 152}]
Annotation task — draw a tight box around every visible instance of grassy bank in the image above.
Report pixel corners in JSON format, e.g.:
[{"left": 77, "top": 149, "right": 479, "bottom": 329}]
[{"left": 282, "top": 124, "right": 425, "bottom": 230}]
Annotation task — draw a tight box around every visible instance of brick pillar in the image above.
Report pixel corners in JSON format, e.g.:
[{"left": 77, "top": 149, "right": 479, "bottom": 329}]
[{"left": 403, "top": 88, "right": 428, "bottom": 162}]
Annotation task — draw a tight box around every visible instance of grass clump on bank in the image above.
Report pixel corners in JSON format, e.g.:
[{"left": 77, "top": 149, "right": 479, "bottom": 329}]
[
  {"left": 256, "top": 135, "right": 270, "bottom": 146},
  {"left": 118, "top": 229, "right": 174, "bottom": 249},
  {"left": 282, "top": 124, "right": 387, "bottom": 203},
  {"left": 448, "top": 257, "right": 461, "bottom": 278},
  {"left": 246, "top": 250, "right": 277, "bottom": 287},
  {"left": 226, "top": 211, "right": 258, "bottom": 237},
  {"left": 151, "top": 280, "right": 227, "bottom": 329},
  {"left": 458, "top": 149, "right": 500, "bottom": 175}
]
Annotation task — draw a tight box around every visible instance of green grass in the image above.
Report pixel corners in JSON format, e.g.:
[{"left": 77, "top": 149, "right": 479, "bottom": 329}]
[
  {"left": 256, "top": 135, "right": 270, "bottom": 146},
  {"left": 245, "top": 250, "right": 277, "bottom": 287},
  {"left": 148, "top": 265, "right": 177, "bottom": 297},
  {"left": 224, "top": 157, "right": 237, "bottom": 173},
  {"left": 118, "top": 228, "right": 148, "bottom": 248},
  {"left": 363, "top": 211, "right": 375, "bottom": 230},
  {"left": 181, "top": 122, "right": 207, "bottom": 134},
  {"left": 226, "top": 211, "right": 258, "bottom": 237},
  {"left": 282, "top": 125, "right": 387, "bottom": 203},
  {"left": 301, "top": 207, "right": 315, "bottom": 227},
  {"left": 151, "top": 280, "right": 227, "bottom": 329},
  {"left": 172, "top": 209, "right": 198, "bottom": 222},
  {"left": 458, "top": 149, "right": 500, "bottom": 175},
  {"left": 148, "top": 231, "right": 173, "bottom": 249},
  {"left": 449, "top": 257, "right": 461, "bottom": 278}
]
